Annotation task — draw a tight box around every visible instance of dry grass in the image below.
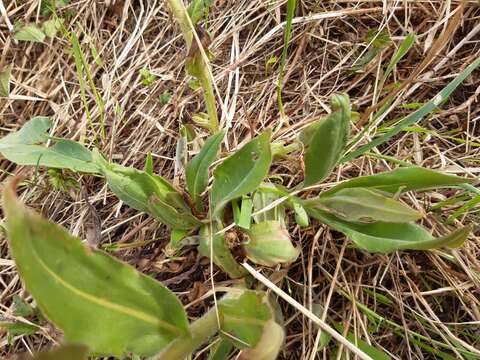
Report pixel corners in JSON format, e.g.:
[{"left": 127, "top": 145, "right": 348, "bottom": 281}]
[{"left": 1, "top": 0, "right": 480, "bottom": 358}]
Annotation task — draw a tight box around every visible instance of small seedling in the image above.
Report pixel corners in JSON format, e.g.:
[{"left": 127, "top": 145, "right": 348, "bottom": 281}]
[
  {"left": 159, "top": 91, "right": 172, "bottom": 105},
  {"left": 140, "top": 68, "right": 157, "bottom": 86}
]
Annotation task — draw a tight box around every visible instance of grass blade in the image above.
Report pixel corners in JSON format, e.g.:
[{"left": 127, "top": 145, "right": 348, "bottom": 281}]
[{"left": 342, "top": 56, "right": 480, "bottom": 163}]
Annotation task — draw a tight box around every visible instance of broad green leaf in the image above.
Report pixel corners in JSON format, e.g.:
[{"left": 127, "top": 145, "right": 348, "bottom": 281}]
[
  {"left": 238, "top": 320, "right": 285, "bottom": 360},
  {"left": 13, "top": 24, "right": 46, "bottom": 42},
  {"left": 93, "top": 150, "right": 200, "bottom": 230},
  {"left": 186, "top": 130, "right": 225, "bottom": 210},
  {"left": 308, "top": 188, "right": 421, "bottom": 223},
  {"left": 1, "top": 141, "right": 100, "bottom": 173},
  {"left": 218, "top": 291, "right": 273, "bottom": 349},
  {"left": 198, "top": 223, "right": 246, "bottom": 279},
  {"left": 0, "top": 117, "right": 99, "bottom": 173},
  {"left": 342, "top": 56, "right": 480, "bottom": 162},
  {"left": 302, "top": 94, "right": 351, "bottom": 186},
  {"left": 308, "top": 209, "right": 471, "bottom": 253},
  {"left": 17, "top": 344, "right": 89, "bottom": 360},
  {"left": 2, "top": 179, "right": 189, "bottom": 356},
  {"left": 211, "top": 131, "right": 272, "bottom": 215},
  {"left": 187, "top": 0, "right": 214, "bottom": 24},
  {"left": 0, "top": 64, "right": 12, "bottom": 97},
  {"left": 243, "top": 221, "right": 299, "bottom": 266},
  {"left": 322, "top": 167, "right": 471, "bottom": 196},
  {"left": 0, "top": 117, "right": 51, "bottom": 148},
  {"left": 208, "top": 338, "right": 234, "bottom": 360}
]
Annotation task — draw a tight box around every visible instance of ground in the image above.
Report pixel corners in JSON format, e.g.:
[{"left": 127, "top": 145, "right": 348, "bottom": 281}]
[{"left": 1, "top": 0, "right": 480, "bottom": 359}]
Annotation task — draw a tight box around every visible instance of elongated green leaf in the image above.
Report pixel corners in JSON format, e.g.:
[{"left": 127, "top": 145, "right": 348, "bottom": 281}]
[
  {"left": 309, "top": 188, "right": 421, "bottom": 223},
  {"left": 335, "top": 325, "right": 391, "bottom": 360},
  {"left": 2, "top": 179, "right": 189, "bottom": 356},
  {"left": 198, "top": 223, "right": 246, "bottom": 279},
  {"left": 186, "top": 130, "right": 225, "bottom": 210},
  {"left": 0, "top": 64, "right": 12, "bottom": 97},
  {"left": 93, "top": 151, "right": 200, "bottom": 230},
  {"left": 0, "top": 321, "right": 38, "bottom": 337},
  {"left": 379, "top": 33, "right": 416, "bottom": 91},
  {"left": 18, "top": 344, "right": 89, "bottom": 360},
  {"left": 218, "top": 291, "right": 274, "bottom": 349},
  {"left": 13, "top": 24, "right": 46, "bottom": 42},
  {"left": 308, "top": 209, "right": 471, "bottom": 253},
  {"left": 322, "top": 167, "right": 472, "bottom": 196},
  {"left": 2, "top": 141, "right": 100, "bottom": 173},
  {"left": 302, "top": 94, "right": 351, "bottom": 186},
  {"left": 342, "top": 56, "right": 480, "bottom": 162},
  {"left": 244, "top": 221, "right": 299, "bottom": 266},
  {"left": 212, "top": 131, "right": 272, "bottom": 215},
  {"left": 0, "top": 117, "right": 100, "bottom": 173},
  {"left": 277, "top": 0, "right": 297, "bottom": 116}
]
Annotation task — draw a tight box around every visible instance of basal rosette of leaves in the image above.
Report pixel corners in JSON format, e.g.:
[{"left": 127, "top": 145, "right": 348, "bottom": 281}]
[{"left": 0, "top": 91, "right": 474, "bottom": 358}]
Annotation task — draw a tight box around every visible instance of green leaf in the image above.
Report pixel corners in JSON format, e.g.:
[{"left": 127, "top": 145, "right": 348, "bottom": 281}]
[
  {"left": 207, "top": 339, "right": 234, "bottom": 360},
  {"left": 0, "top": 117, "right": 51, "bottom": 148},
  {"left": 93, "top": 150, "right": 200, "bottom": 230},
  {"left": 243, "top": 221, "right": 299, "bottom": 267},
  {"left": 0, "top": 117, "right": 100, "bottom": 173},
  {"left": 212, "top": 131, "right": 272, "bottom": 215},
  {"left": 159, "top": 91, "right": 172, "bottom": 106},
  {"left": 293, "top": 201, "right": 309, "bottom": 227},
  {"left": 187, "top": 0, "right": 214, "bottom": 24},
  {"left": 17, "top": 344, "right": 89, "bottom": 360},
  {"left": 308, "top": 209, "right": 471, "bottom": 253},
  {"left": 309, "top": 188, "right": 422, "bottom": 223},
  {"left": 252, "top": 184, "right": 288, "bottom": 225},
  {"left": 237, "top": 196, "right": 253, "bottom": 229},
  {"left": 1, "top": 141, "right": 100, "bottom": 173},
  {"left": 2, "top": 179, "right": 190, "bottom": 356},
  {"left": 218, "top": 291, "right": 274, "bottom": 349},
  {"left": 302, "top": 94, "right": 351, "bottom": 186},
  {"left": 0, "top": 321, "right": 38, "bottom": 337},
  {"left": 379, "top": 33, "right": 416, "bottom": 91},
  {"left": 0, "top": 64, "right": 12, "bottom": 97},
  {"left": 322, "top": 167, "right": 471, "bottom": 196},
  {"left": 13, "top": 295, "right": 35, "bottom": 317},
  {"left": 42, "top": 18, "right": 62, "bottom": 38},
  {"left": 342, "top": 56, "right": 480, "bottom": 162},
  {"left": 13, "top": 23, "right": 46, "bottom": 42},
  {"left": 238, "top": 320, "right": 285, "bottom": 360},
  {"left": 198, "top": 223, "right": 246, "bottom": 279},
  {"left": 144, "top": 152, "right": 154, "bottom": 175},
  {"left": 186, "top": 130, "right": 225, "bottom": 210}
]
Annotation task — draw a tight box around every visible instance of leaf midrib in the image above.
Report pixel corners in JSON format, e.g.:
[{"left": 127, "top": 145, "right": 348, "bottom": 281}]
[{"left": 27, "top": 237, "right": 182, "bottom": 335}]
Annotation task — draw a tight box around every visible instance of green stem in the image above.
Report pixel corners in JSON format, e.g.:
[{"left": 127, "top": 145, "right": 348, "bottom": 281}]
[
  {"left": 167, "top": 0, "right": 219, "bottom": 133},
  {"left": 166, "top": 0, "right": 192, "bottom": 46},
  {"left": 154, "top": 306, "right": 219, "bottom": 360},
  {"left": 199, "top": 64, "right": 219, "bottom": 132}
]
